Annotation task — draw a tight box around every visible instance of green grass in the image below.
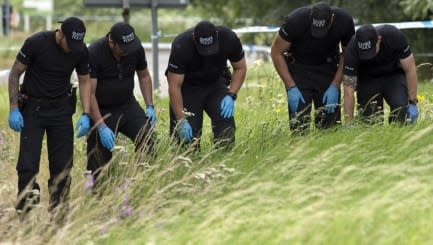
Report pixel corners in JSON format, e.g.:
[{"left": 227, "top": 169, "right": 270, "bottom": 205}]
[{"left": 1, "top": 62, "right": 433, "bottom": 244}]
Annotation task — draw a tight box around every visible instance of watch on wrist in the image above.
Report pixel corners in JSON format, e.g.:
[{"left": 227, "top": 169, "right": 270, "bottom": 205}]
[
  {"left": 409, "top": 98, "right": 418, "bottom": 105},
  {"left": 82, "top": 112, "right": 90, "bottom": 117},
  {"left": 228, "top": 92, "right": 237, "bottom": 101}
]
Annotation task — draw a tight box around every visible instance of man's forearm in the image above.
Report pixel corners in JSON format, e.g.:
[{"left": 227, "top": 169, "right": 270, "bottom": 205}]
[
  {"left": 271, "top": 54, "right": 295, "bottom": 89},
  {"left": 168, "top": 86, "right": 185, "bottom": 121},
  {"left": 139, "top": 76, "right": 154, "bottom": 106},
  {"left": 332, "top": 55, "right": 344, "bottom": 86},
  {"left": 342, "top": 75, "right": 357, "bottom": 124},
  {"left": 78, "top": 76, "right": 91, "bottom": 113},
  {"left": 406, "top": 69, "right": 418, "bottom": 101},
  {"left": 8, "top": 72, "right": 20, "bottom": 109},
  {"left": 8, "top": 60, "right": 26, "bottom": 109},
  {"left": 229, "top": 67, "right": 246, "bottom": 94},
  {"left": 343, "top": 91, "right": 355, "bottom": 124}
]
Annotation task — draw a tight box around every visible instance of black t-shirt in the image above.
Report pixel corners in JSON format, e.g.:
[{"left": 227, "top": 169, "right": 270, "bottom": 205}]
[
  {"left": 17, "top": 31, "right": 89, "bottom": 98},
  {"left": 344, "top": 24, "right": 412, "bottom": 77},
  {"left": 279, "top": 6, "right": 355, "bottom": 65},
  {"left": 88, "top": 37, "right": 147, "bottom": 107},
  {"left": 166, "top": 26, "right": 244, "bottom": 86}
]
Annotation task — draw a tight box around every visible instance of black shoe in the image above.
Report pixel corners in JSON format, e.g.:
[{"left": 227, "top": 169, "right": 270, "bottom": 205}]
[{"left": 16, "top": 189, "right": 40, "bottom": 219}]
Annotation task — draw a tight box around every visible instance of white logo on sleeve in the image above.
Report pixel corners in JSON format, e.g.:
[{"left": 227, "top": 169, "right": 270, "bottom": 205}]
[
  {"left": 19, "top": 50, "right": 27, "bottom": 58},
  {"left": 169, "top": 63, "right": 179, "bottom": 69},
  {"left": 357, "top": 41, "right": 372, "bottom": 50},
  {"left": 344, "top": 65, "right": 355, "bottom": 71}
]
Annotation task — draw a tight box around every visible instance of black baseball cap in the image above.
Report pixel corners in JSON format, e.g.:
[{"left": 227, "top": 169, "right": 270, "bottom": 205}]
[
  {"left": 310, "top": 2, "right": 333, "bottom": 38},
  {"left": 109, "top": 22, "right": 142, "bottom": 54},
  {"left": 355, "top": 24, "right": 378, "bottom": 60},
  {"left": 193, "top": 21, "right": 219, "bottom": 56},
  {"left": 59, "top": 17, "right": 86, "bottom": 53}
]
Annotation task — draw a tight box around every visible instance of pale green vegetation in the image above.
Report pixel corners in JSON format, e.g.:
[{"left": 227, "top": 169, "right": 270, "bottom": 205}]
[{"left": 1, "top": 63, "right": 433, "bottom": 244}]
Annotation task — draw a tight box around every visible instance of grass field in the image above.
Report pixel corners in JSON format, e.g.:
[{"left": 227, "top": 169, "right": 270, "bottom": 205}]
[{"left": 1, "top": 62, "right": 433, "bottom": 244}]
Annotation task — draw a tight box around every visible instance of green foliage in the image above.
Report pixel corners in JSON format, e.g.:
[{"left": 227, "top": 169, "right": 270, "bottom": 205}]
[
  {"left": 400, "top": 0, "right": 433, "bottom": 20},
  {"left": 1, "top": 63, "right": 433, "bottom": 244}
]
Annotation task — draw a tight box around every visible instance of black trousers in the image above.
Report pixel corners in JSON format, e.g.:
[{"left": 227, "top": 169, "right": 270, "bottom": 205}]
[
  {"left": 87, "top": 97, "right": 153, "bottom": 177},
  {"left": 16, "top": 95, "right": 76, "bottom": 211},
  {"left": 169, "top": 78, "right": 235, "bottom": 148},
  {"left": 357, "top": 71, "right": 408, "bottom": 124},
  {"left": 288, "top": 61, "right": 340, "bottom": 132}
]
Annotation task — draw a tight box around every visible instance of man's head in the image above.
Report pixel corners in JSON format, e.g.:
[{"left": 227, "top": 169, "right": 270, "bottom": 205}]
[
  {"left": 310, "top": 2, "right": 334, "bottom": 38},
  {"left": 108, "top": 22, "right": 142, "bottom": 56},
  {"left": 193, "top": 21, "right": 219, "bottom": 56},
  {"left": 59, "top": 17, "right": 86, "bottom": 53},
  {"left": 355, "top": 24, "right": 379, "bottom": 60}
]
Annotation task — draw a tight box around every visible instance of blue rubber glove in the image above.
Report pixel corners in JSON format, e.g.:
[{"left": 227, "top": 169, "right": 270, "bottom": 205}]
[
  {"left": 8, "top": 108, "right": 24, "bottom": 132},
  {"left": 146, "top": 105, "right": 157, "bottom": 126},
  {"left": 97, "top": 124, "right": 116, "bottom": 150},
  {"left": 220, "top": 95, "right": 235, "bottom": 118},
  {"left": 322, "top": 84, "right": 339, "bottom": 114},
  {"left": 287, "top": 86, "right": 305, "bottom": 113},
  {"left": 76, "top": 113, "right": 90, "bottom": 138},
  {"left": 407, "top": 104, "right": 419, "bottom": 123},
  {"left": 177, "top": 119, "right": 193, "bottom": 143}
]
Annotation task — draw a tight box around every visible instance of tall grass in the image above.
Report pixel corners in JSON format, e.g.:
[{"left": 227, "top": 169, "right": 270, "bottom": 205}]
[{"left": 1, "top": 62, "right": 433, "bottom": 244}]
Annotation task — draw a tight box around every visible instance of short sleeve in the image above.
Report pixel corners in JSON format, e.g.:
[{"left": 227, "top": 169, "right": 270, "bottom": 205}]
[
  {"left": 392, "top": 30, "right": 411, "bottom": 59},
  {"left": 16, "top": 38, "right": 34, "bottom": 65},
  {"left": 343, "top": 38, "right": 359, "bottom": 76},
  {"left": 75, "top": 49, "right": 89, "bottom": 76},
  {"left": 227, "top": 31, "right": 244, "bottom": 62},
  {"left": 135, "top": 46, "right": 148, "bottom": 71},
  {"left": 167, "top": 41, "right": 186, "bottom": 74}
]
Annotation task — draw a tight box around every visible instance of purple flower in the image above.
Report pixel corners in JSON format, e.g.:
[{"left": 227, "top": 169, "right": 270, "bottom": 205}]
[
  {"left": 120, "top": 205, "right": 133, "bottom": 218},
  {"left": 84, "top": 171, "right": 95, "bottom": 192}
]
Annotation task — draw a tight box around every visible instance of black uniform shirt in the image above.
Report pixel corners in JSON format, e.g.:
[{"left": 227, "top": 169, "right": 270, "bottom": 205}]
[
  {"left": 167, "top": 26, "right": 244, "bottom": 86},
  {"left": 88, "top": 37, "right": 147, "bottom": 107},
  {"left": 17, "top": 31, "right": 89, "bottom": 98},
  {"left": 344, "top": 25, "right": 412, "bottom": 78},
  {"left": 279, "top": 6, "right": 354, "bottom": 65}
]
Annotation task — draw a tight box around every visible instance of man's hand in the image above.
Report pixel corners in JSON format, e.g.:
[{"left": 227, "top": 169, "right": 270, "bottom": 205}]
[
  {"left": 322, "top": 84, "right": 339, "bottom": 114},
  {"left": 407, "top": 104, "right": 419, "bottom": 123},
  {"left": 8, "top": 108, "right": 24, "bottom": 132},
  {"left": 76, "top": 113, "right": 90, "bottom": 138},
  {"left": 287, "top": 86, "right": 305, "bottom": 113},
  {"left": 220, "top": 95, "right": 235, "bottom": 118},
  {"left": 177, "top": 119, "right": 192, "bottom": 143},
  {"left": 97, "top": 124, "right": 116, "bottom": 150},
  {"left": 146, "top": 105, "right": 157, "bottom": 126}
]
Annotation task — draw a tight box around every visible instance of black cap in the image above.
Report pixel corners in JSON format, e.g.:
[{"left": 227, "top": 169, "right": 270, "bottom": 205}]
[
  {"left": 109, "top": 22, "right": 142, "bottom": 54},
  {"left": 355, "top": 24, "right": 378, "bottom": 60},
  {"left": 193, "top": 21, "right": 219, "bottom": 56},
  {"left": 310, "top": 2, "right": 333, "bottom": 38},
  {"left": 59, "top": 17, "right": 86, "bottom": 53}
]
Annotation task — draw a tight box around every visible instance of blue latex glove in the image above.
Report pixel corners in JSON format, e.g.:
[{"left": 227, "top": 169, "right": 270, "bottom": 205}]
[
  {"left": 287, "top": 86, "right": 306, "bottom": 113},
  {"left": 76, "top": 114, "right": 90, "bottom": 138},
  {"left": 177, "top": 119, "right": 193, "bottom": 143},
  {"left": 97, "top": 124, "right": 116, "bottom": 150},
  {"left": 146, "top": 105, "right": 157, "bottom": 126},
  {"left": 8, "top": 108, "right": 24, "bottom": 132},
  {"left": 322, "top": 84, "right": 339, "bottom": 114},
  {"left": 407, "top": 104, "right": 419, "bottom": 123},
  {"left": 220, "top": 95, "right": 235, "bottom": 118}
]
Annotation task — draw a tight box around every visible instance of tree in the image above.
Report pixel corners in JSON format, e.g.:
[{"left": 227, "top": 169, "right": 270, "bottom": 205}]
[{"left": 400, "top": 0, "right": 433, "bottom": 19}]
